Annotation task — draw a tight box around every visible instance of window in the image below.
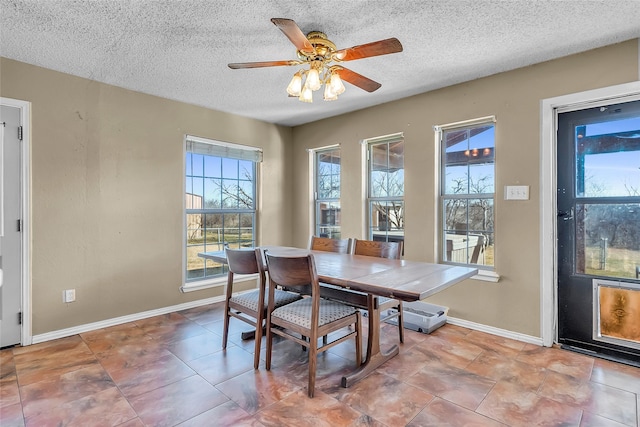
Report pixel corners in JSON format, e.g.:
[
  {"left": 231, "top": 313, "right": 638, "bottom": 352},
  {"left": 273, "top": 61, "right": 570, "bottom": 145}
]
[
  {"left": 314, "top": 146, "right": 342, "bottom": 239},
  {"left": 185, "top": 136, "right": 261, "bottom": 283},
  {"left": 437, "top": 117, "right": 495, "bottom": 268},
  {"left": 366, "top": 134, "right": 404, "bottom": 246}
]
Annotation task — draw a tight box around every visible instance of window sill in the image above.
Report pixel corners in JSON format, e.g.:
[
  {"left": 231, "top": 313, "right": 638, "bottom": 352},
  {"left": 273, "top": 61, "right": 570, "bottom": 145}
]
[
  {"left": 181, "top": 277, "right": 226, "bottom": 293},
  {"left": 180, "top": 274, "right": 259, "bottom": 293},
  {"left": 471, "top": 270, "right": 500, "bottom": 283}
]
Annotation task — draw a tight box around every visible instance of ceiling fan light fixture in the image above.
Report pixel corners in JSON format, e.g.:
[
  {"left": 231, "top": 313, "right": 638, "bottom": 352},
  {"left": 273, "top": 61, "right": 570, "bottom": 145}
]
[
  {"left": 286, "top": 70, "right": 303, "bottom": 96},
  {"left": 299, "top": 84, "right": 314, "bottom": 103},
  {"left": 229, "top": 19, "right": 403, "bottom": 103},
  {"left": 306, "top": 67, "right": 321, "bottom": 91},
  {"left": 323, "top": 83, "right": 338, "bottom": 101},
  {"left": 328, "top": 70, "right": 345, "bottom": 95}
]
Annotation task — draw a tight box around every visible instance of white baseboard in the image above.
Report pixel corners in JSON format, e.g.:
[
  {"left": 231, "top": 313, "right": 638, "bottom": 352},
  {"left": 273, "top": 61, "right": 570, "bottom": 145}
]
[
  {"left": 31, "top": 297, "right": 544, "bottom": 348},
  {"left": 447, "top": 316, "right": 545, "bottom": 347},
  {"left": 31, "top": 295, "right": 226, "bottom": 344}
]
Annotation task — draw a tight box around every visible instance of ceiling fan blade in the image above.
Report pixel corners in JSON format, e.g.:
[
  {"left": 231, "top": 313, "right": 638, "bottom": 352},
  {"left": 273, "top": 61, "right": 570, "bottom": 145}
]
[
  {"left": 336, "top": 67, "right": 382, "bottom": 92},
  {"left": 228, "top": 60, "right": 299, "bottom": 69},
  {"left": 271, "top": 18, "right": 315, "bottom": 54},
  {"left": 334, "top": 38, "right": 403, "bottom": 61}
]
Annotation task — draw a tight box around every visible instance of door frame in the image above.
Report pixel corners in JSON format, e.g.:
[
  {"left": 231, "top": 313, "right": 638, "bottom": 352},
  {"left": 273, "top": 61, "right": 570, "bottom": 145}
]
[
  {"left": 540, "top": 81, "right": 640, "bottom": 347},
  {"left": 1, "top": 97, "right": 32, "bottom": 346}
]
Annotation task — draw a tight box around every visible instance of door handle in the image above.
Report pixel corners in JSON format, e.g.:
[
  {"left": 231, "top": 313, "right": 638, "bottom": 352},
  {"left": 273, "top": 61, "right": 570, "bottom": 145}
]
[{"left": 558, "top": 207, "right": 574, "bottom": 221}]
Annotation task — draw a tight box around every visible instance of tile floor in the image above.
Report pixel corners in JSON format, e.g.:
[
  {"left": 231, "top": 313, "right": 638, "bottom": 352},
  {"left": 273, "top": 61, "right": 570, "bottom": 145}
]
[{"left": 1, "top": 302, "right": 639, "bottom": 426}]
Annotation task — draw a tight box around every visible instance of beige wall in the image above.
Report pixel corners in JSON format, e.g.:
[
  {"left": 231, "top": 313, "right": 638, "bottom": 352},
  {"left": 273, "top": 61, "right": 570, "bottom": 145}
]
[
  {"left": 1, "top": 39, "right": 638, "bottom": 339},
  {"left": 290, "top": 40, "right": 639, "bottom": 337},
  {"left": 0, "top": 58, "right": 293, "bottom": 335}
]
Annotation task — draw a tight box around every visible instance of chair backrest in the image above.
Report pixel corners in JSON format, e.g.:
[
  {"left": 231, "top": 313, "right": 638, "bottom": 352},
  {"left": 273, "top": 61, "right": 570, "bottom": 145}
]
[
  {"left": 309, "top": 236, "right": 351, "bottom": 254},
  {"left": 226, "top": 248, "right": 260, "bottom": 275},
  {"left": 264, "top": 253, "right": 319, "bottom": 293},
  {"left": 352, "top": 239, "right": 403, "bottom": 260}
]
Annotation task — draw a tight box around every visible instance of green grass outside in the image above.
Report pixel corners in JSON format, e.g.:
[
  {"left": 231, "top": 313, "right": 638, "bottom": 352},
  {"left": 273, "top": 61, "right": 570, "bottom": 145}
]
[
  {"left": 584, "top": 246, "right": 640, "bottom": 279},
  {"left": 186, "top": 232, "right": 254, "bottom": 274}
]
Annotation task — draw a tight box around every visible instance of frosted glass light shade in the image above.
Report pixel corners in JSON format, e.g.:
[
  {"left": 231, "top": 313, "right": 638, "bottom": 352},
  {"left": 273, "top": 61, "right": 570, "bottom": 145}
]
[
  {"left": 299, "top": 84, "right": 313, "bottom": 103},
  {"left": 306, "top": 68, "right": 321, "bottom": 91},
  {"left": 329, "top": 72, "right": 345, "bottom": 95},
  {"left": 286, "top": 72, "right": 303, "bottom": 96},
  {"left": 323, "top": 84, "right": 337, "bottom": 101}
]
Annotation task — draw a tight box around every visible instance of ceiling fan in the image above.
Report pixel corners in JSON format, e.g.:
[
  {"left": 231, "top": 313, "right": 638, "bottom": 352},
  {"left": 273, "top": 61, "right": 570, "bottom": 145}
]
[{"left": 228, "top": 18, "right": 403, "bottom": 102}]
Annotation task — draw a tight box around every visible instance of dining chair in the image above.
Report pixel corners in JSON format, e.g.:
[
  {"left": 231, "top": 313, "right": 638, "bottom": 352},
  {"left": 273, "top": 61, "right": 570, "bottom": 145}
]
[
  {"left": 308, "top": 235, "right": 352, "bottom": 253},
  {"left": 308, "top": 235, "right": 354, "bottom": 344},
  {"left": 264, "top": 252, "right": 362, "bottom": 398},
  {"left": 223, "top": 248, "right": 302, "bottom": 369},
  {"left": 352, "top": 239, "right": 405, "bottom": 343}
]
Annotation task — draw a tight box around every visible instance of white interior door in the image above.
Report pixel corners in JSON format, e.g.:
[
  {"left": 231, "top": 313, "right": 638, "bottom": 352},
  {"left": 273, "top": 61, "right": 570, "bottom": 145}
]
[{"left": 0, "top": 104, "right": 22, "bottom": 348}]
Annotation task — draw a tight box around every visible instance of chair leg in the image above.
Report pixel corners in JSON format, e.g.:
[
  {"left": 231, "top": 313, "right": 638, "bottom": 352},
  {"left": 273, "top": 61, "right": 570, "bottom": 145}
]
[
  {"left": 222, "top": 304, "right": 231, "bottom": 349},
  {"left": 307, "top": 338, "right": 318, "bottom": 398},
  {"left": 253, "top": 318, "right": 263, "bottom": 370},
  {"left": 396, "top": 301, "right": 404, "bottom": 343},
  {"left": 265, "top": 321, "right": 273, "bottom": 371}
]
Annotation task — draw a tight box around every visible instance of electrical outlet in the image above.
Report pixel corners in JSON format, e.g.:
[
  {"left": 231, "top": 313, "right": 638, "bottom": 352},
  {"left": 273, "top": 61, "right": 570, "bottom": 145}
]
[
  {"left": 63, "top": 289, "right": 76, "bottom": 303},
  {"left": 504, "top": 185, "right": 529, "bottom": 200}
]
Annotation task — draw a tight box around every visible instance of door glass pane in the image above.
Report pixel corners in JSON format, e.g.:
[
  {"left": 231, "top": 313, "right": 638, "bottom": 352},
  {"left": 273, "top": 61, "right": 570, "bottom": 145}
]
[
  {"left": 576, "top": 203, "right": 640, "bottom": 279},
  {"left": 576, "top": 117, "right": 640, "bottom": 198}
]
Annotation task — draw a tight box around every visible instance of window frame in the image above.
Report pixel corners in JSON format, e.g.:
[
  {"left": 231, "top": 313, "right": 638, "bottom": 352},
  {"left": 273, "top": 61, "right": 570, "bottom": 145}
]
[
  {"left": 435, "top": 116, "right": 497, "bottom": 275},
  {"left": 182, "top": 135, "right": 261, "bottom": 291},
  {"left": 312, "top": 145, "right": 342, "bottom": 239},
  {"left": 365, "top": 133, "right": 405, "bottom": 248}
]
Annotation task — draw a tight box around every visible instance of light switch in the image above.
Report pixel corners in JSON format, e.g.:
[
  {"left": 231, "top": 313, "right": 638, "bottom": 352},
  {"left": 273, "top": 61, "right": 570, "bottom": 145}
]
[{"left": 505, "top": 185, "right": 529, "bottom": 200}]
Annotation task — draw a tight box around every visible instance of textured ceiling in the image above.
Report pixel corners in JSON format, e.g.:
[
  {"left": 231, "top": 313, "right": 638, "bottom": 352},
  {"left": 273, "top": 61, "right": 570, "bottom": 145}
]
[{"left": 1, "top": 0, "right": 640, "bottom": 126}]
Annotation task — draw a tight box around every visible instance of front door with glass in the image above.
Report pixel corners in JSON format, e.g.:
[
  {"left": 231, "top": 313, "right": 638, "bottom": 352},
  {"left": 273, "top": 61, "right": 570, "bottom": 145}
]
[{"left": 557, "top": 99, "right": 640, "bottom": 364}]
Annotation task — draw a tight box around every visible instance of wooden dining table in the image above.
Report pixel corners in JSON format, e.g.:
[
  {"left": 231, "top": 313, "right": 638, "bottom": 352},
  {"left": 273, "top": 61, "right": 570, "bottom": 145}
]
[{"left": 198, "top": 246, "right": 477, "bottom": 387}]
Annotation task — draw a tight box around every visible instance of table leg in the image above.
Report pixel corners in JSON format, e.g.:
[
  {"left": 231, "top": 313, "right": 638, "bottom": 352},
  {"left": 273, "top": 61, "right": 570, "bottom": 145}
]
[{"left": 341, "top": 294, "right": 399, "bottom": 387}]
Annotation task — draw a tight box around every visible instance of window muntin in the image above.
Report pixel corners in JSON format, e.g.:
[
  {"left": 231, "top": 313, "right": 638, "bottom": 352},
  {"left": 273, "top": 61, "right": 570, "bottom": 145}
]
[
  {"left": 439, "top": 121, "right": 495, "bottom": 267},
  {"left": 314, "top": 147, "right": 341, "bottom": 239},
  {"left": 367, "top": 136, "right": 404, "bottom": 246},
  {"left": 185, "top": 138, "right": 259, "bottom": 282}
]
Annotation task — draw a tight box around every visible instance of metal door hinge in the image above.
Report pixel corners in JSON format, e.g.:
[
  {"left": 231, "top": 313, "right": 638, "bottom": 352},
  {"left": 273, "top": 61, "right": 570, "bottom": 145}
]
[
  {"left": 18, "top": 126, "right": 23, "bottom": 141},
  {"left": 17, "top": 219, "right": 22, "bottom": 232},
  {"left": 18, "top": 312, "right": 22, "bottom": 325}
]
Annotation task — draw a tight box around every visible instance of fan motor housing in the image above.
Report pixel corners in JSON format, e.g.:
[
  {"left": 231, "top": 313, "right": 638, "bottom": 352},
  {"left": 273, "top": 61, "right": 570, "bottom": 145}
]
[{"left": 297, "top": 31, "right": 337, "bottom": 60}]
